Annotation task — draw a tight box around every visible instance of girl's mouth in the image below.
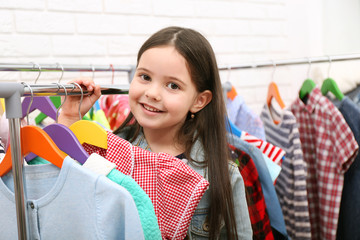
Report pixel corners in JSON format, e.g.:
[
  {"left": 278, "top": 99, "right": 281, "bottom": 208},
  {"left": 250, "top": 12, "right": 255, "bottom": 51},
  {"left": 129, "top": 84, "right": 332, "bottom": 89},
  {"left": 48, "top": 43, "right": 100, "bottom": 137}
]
[{"left": 142, "top": 104, "right": 162, "bottom": 112}]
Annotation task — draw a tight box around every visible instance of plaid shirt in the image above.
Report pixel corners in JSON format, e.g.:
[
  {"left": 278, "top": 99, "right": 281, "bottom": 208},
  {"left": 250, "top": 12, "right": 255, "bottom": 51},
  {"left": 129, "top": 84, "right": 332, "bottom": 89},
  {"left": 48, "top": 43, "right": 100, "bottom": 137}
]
[
  {"left": 290, "top": 87, "right": 358, "bottom": 240},
  {"left": 83, "top": 132, "right": 209, "bottom": 240},
  {"left": 230, "top": 144, "right": 274, "bottom": 240}
]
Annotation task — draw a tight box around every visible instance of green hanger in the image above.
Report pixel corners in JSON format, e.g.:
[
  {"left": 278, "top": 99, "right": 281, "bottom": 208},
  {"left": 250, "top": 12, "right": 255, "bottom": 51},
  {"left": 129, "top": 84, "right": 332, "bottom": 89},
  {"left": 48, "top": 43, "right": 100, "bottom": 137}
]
[
  {"left": 321, "top": 78, "right": 344, "bottom": 100},
  {"left": 299, "top": 78, "right": 316, "bottom": 99}
]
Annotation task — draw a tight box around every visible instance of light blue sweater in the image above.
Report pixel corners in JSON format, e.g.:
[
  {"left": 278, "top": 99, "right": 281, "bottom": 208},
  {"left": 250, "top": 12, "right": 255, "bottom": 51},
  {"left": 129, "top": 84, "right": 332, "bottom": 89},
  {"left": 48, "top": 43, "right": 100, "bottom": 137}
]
[{"left": 0, "top": 156, "right": 144, "bottom": 240}]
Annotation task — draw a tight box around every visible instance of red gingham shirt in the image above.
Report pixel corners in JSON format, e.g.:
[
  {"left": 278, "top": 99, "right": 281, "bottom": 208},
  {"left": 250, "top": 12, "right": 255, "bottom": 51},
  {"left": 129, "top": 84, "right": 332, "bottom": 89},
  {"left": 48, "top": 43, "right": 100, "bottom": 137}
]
[
  {"left": 229, "top": 145, "right": 274, "bottom": 240},
  {"left": 83, "top": 132, "right": 209, "bottom": 240},
  {"left": 290, "top": 87, "right": 358, "bottom": 240}
]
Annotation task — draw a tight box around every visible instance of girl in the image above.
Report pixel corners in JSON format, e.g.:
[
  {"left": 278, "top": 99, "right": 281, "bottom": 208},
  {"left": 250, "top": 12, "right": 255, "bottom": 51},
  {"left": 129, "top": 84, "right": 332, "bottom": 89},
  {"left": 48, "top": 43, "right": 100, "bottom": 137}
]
[{"left": 59, "top": 26, "right": 252, "bottom": 239}]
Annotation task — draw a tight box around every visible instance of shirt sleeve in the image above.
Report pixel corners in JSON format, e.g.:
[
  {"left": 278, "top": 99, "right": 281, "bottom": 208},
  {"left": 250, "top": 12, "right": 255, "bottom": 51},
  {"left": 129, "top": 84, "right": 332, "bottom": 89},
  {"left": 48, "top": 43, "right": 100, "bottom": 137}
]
[
  {"left": 332, "top": 109, "right": 359, "bottom": 173},
  {"left": 230, "top": 162, "right": 253, "bottom": 240}
]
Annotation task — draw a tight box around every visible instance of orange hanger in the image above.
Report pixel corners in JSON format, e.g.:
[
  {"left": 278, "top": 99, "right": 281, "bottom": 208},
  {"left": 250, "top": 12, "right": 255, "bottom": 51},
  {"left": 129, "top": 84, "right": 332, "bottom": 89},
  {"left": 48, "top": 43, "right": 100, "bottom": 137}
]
[
  {"left": 0, "top": 125, "right": 67, "bottom": 177},
  {"left": 227, "top": 86, "right": 238, "bottom": 101},
  {"left": 267, "top": 82, "right": 285, "bottom": 109}
]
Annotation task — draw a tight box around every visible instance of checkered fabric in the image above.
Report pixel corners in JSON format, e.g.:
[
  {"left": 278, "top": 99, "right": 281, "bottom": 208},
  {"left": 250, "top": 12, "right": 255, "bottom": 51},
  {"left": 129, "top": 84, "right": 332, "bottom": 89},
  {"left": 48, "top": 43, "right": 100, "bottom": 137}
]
[
  {"left": 241, "top": 131, "right": 285, "bottom": 165},
  {"left": 83, "top": 132, "right": 209, "bottom": 240},
  {"left": 290, "top": 87, "right": 358, "bottom": 240},
  {"left": 230, "top": 145, "right": 274, "bottom": 240}
]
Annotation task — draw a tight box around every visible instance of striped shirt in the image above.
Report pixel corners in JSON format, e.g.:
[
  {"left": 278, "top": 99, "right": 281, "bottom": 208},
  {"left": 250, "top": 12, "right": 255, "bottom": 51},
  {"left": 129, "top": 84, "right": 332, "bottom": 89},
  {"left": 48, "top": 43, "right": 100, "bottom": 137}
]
[
  {"left": 241, "top": 131, "right": 285, "bottom": 165},
  {"left": 260, "top": 104, "right": 311, "bottom": 240}
]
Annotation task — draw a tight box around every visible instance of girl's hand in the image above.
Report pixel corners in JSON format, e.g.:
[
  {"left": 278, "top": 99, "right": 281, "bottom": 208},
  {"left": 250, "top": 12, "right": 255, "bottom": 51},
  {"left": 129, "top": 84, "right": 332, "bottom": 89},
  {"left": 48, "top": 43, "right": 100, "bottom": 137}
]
[{"left": 58, "top": 77, "right": 101, "bottom": 127}]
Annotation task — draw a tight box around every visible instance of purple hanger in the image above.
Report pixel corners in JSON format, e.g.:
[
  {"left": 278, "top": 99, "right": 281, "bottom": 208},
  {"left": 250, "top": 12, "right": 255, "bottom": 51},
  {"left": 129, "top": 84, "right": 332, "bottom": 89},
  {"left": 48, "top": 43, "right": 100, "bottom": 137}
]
[
  {"left": 21, "top": 96, "right": 57, "bottom": 120},
  {"left": 26, "top": 123, "right": 89, "bottom": 164}
]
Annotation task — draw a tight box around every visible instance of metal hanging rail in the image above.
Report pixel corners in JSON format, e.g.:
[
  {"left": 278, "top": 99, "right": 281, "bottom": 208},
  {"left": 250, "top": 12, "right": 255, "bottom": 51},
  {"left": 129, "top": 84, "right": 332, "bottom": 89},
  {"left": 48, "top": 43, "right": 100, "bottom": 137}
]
[
  {"left": 218, "top": 53, "right": 360, "bottom": 70},
  {"left": 0, "top": 62, "right": 133, "bottom": 73},
  {"left": 23, "top": 84, "right": 129, "bottom": 96},
  {"left": 0, "top": 62, "right": 136, "bottom": 83}
]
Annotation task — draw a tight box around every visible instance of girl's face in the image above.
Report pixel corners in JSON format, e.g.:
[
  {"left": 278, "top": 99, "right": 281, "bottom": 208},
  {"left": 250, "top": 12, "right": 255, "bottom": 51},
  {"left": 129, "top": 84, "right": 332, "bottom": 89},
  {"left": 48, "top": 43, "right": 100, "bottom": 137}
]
[{"left": 129, "top": 46, "right": 202, "bottom": 133}]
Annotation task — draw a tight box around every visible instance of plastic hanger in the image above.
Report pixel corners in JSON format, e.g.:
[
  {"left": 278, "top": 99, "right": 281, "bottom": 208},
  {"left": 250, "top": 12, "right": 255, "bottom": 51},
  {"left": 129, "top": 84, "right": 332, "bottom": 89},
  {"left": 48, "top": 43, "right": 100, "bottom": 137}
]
[
  {"left": 0, "top": 98, "right": 4, "bottom": 116},
  {"left": 68, "top": 82, "right": 108, "bottom": 149},
  {"left": 321, "top": 78, "right": 344, "bottom": 100},
  {"left": 21, "top": 63, "right": 58, "bottom": 121},
  {"left": 320, "top": 56, "right": 344, "bottom": 100},
  {"left": 299, "top": 58, "right": 316, "bottom": 100},
  {"left": 26, "top": 83, "right": 90, "bottom": 164},
  {"left": 0, "top": 125, "right": 67, "bottom": 176},
  {"left": 267, "top": 62, "right": 285, "bottom": 109},
  {"left": 267, "top": 82, "right": 285, "bottom": 109},
  {"left": 225, "top": 116, "right": 242, "bottom": 137}
]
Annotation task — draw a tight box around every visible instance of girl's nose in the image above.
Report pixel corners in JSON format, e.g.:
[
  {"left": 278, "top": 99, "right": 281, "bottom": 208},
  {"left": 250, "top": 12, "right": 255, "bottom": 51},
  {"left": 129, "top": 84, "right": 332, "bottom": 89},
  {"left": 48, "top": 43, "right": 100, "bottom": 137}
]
[{"left": 145, "top": 85, "right": 161, "bottom": 101}]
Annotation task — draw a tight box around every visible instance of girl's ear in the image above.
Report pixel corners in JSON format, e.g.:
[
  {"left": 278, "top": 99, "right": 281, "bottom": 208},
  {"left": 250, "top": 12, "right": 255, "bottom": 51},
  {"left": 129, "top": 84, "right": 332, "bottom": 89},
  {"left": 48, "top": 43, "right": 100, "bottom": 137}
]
[{"left": 190, "top": 90, "right": 212, "bottom": 113}]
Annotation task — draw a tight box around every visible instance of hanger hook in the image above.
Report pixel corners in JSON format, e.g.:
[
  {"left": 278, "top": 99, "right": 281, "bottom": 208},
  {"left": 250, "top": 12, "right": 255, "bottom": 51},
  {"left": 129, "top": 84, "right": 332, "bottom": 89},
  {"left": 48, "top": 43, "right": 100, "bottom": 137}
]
[
  {"left": 71, "top": 82, "right": 83, "bottom": 121},
  {"left": 271, "top": 60, "right": 276, "bottom": 82},
  {"left": 21, "top": 82, "right": 33, "bottom": 125},
  {"left": 90, "top": 64, "right": 95, "bottom": 80},
  {"left": 327, "top": 55, "right": 332, "bottom": 78},
  {"left": 55, "top": 82, "right": 68, "bottom": 123},
  {"left": 56, "top": 62, "right": 64, "bottom": 83},
  {"left": 31, "top": 62, "right": 42, "bottom": 84},
  {"left": 227, "top": 65, "right": 232, "bottom": 82},
  {"left": 307, "top": 57, "right": 312, "bottom": 79},
  {"left": 110, "top": 64, "right": 115, "bottom": 85}
]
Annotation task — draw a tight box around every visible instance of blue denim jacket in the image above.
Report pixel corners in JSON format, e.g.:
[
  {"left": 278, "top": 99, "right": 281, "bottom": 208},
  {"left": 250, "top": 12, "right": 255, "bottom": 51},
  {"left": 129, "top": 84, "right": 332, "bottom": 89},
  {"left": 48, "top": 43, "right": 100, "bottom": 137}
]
[{"left": 118, "top": 129, "right": 252, "bottom": 239}]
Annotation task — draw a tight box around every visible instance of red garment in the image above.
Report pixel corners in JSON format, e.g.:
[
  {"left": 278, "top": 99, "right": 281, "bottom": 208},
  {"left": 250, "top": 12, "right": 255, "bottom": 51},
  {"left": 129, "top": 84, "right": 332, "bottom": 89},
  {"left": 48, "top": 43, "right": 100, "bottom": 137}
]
[
  {"left": 230, "top": 145, "right": 274, "bottom": 240},
  {"left": 290, "top": 88, "right": 358, "bottom": 240},
  {"left": 83, "top": 132, "right": 209, "bottom": 240}
]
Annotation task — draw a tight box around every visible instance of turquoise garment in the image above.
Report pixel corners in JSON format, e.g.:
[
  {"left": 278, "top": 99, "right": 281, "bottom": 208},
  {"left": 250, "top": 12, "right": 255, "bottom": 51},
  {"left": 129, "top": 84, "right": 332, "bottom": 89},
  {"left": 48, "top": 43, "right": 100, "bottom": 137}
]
[
  {"left": 29, "top": 156, "right": 161, "bottom": 240},
  {"left": 107, "top": 170, "right": 162, "bottom": 240}
]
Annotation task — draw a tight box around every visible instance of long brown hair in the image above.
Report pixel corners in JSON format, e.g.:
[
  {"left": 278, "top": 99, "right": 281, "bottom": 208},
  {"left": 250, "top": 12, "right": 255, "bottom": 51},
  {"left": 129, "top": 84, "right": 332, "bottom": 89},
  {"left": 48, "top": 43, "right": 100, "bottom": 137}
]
[{"left": 114, "top": 26, "right": 238, "bottom": 239}]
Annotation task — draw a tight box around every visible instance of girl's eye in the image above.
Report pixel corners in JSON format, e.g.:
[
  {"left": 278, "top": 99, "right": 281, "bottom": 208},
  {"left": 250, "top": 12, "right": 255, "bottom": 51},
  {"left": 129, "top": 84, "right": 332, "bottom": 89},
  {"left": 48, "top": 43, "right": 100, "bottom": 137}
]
[
  {"left": 167, "top": 82, "right": 180, "bottom": 90},
  {"left": 140, "top": 74, "right": 151, "bottom": 81}
]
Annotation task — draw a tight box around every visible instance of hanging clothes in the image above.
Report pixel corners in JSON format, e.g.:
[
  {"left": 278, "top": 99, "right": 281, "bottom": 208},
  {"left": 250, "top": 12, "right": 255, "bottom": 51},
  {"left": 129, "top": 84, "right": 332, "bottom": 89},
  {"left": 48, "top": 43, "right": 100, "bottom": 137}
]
[
  {"left": 260, "top": 104, "right": 311, "bottom": 240},
  {"left": 229, "top": 144, "right": 274, "bottom": 240},
  {"left": 82, "top": 131, "right": 209, "bottom": 240},
  {"left": 329, "top": 96, "right": 360, "bottom": 240},
  {"left": 290, "top": 87, "right": 358, "bottom": 240},
  {"left": 228, "top": 134, "right": 289, "bottom": 240},
  {"left": 83, "top": 153, "right": 162, "bottom": 240},
  {"left": 29, "top": 153, "right": 162, "bottom": 240},
  {"left": 226, "top": 94, "right": 266, "bottom": 140},
  {"left": 0, "top": 156, "right": 144, "bottom": 240}
]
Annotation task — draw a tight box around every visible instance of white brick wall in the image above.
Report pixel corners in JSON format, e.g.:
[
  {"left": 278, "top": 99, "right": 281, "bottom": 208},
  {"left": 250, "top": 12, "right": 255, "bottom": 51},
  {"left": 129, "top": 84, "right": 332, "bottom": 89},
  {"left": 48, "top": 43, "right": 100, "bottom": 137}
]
[{"left": 0, "top": 0, "right": 359, "bottom": 115}]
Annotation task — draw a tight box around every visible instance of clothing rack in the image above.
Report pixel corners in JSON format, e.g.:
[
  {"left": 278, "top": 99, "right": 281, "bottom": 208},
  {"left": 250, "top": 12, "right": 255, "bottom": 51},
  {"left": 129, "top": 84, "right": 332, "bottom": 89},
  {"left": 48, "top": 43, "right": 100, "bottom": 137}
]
[
  {"left": 218, "top": 53, "right": 360, "bottom": 70},
  {"left": 0, "top": 83, "right": 124, "bottom": 240}
]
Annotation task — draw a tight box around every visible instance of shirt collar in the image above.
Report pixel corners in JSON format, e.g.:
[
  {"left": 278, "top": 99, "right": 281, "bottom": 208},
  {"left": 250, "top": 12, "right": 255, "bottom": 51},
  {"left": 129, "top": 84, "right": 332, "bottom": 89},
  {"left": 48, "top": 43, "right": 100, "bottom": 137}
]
[{"left": 295, "top": 87, "right": 322, "bottom": 113}]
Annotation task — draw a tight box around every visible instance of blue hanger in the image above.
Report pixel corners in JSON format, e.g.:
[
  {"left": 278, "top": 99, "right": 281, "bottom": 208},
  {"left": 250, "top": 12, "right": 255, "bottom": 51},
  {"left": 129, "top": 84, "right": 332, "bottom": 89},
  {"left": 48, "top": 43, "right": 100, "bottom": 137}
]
[{"left": 225, "top": 116, "right": 242, "bottom": 137}]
